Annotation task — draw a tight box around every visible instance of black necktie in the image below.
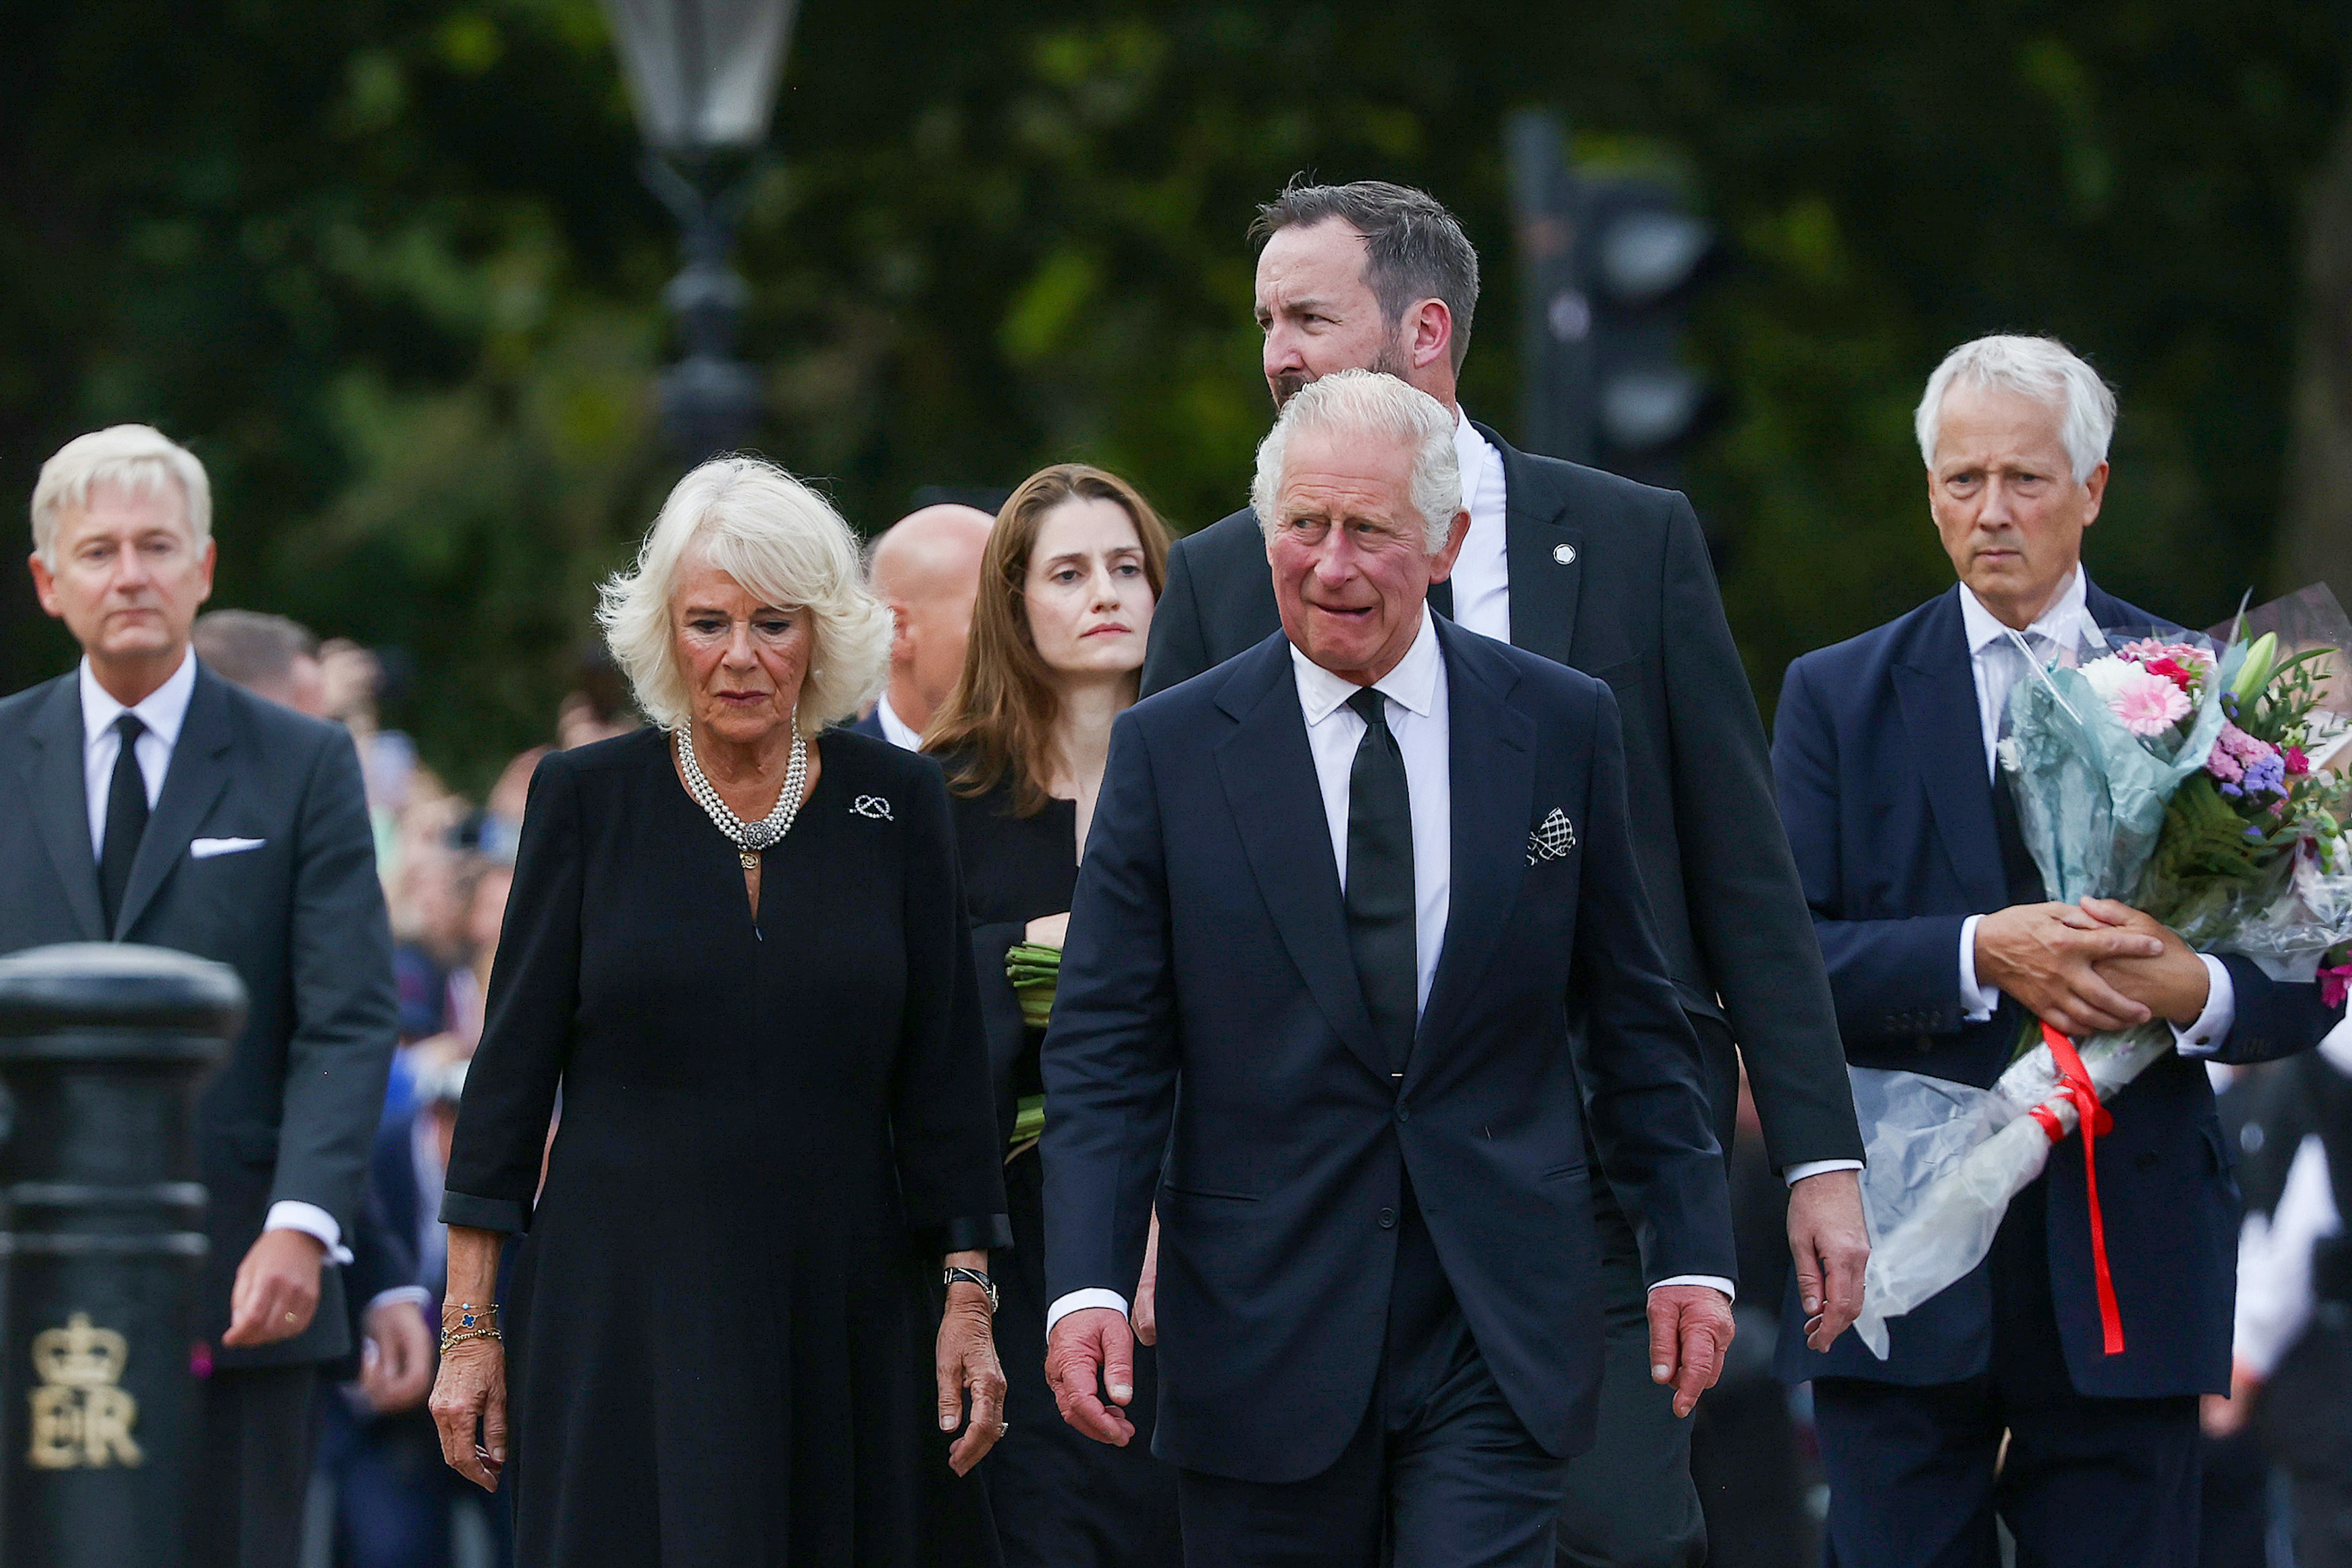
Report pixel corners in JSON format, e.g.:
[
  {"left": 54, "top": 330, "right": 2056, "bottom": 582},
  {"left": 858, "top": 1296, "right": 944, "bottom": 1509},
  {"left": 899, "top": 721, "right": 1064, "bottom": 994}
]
[
  {"left": 1343, "top": 688, "right": 1417, "bottom": 1079},
  {"left": 99, "top": 713, "right": 149, "bottom": 934}
]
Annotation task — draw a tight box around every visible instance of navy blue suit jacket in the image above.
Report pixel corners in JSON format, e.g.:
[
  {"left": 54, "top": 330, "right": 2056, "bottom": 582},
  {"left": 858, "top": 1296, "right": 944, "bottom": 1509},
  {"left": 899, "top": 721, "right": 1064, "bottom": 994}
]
[
  {"left": 1771, "top": 582, "right": 2342, "bottom": 1397},
  {"left": 1040, "top": 619, "right": 1735, "bottom": 1482},
  {"left": 844, "top": 706, "right": 888, "bottom": 742}
]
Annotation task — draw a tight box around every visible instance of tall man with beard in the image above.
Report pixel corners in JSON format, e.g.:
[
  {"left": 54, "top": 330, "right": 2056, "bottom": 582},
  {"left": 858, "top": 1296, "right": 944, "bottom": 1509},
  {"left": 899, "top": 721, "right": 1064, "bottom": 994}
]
[{"left": 1139, "top": 181, "right": 1867, "bottom": 1567}]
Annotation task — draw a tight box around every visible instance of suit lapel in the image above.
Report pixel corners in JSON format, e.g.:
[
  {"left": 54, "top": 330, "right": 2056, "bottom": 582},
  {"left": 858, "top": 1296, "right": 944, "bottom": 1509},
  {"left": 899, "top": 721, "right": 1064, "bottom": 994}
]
[
  {"left": 1212, "top": 639, "right": 1389, "bottom": 1084},
  {"left": 1414, "top": 624, "right": 1533, "bottom": 1066},
  {"left": 21, "top": 676, "right": 106, "bottom": 941},
  {"left": 1477, "top": 422, "right": 1584, "bottom": 666},
  {"left": 116, "top": 668, "right": 235, "bottom": 940},
  {"left": 1893, "top": 589, "right": 2006, "bottom": 911}
]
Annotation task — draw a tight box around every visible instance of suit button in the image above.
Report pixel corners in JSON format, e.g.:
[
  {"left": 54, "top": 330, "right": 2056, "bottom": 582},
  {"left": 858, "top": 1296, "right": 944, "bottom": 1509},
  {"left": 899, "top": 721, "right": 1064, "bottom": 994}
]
[
  {"left": 1396, "top": 1105, "right": 1411, "bottom": 1123},
  {"left": 1916, "top": 1036, "right": 1933, "bottom": 1054},
  {"left": 2136, "top": 1151, "right": 2158, "bottom": 1170},
  {"left": 1378, "top": 1208, "right": 1397, "bottom": 1230}
]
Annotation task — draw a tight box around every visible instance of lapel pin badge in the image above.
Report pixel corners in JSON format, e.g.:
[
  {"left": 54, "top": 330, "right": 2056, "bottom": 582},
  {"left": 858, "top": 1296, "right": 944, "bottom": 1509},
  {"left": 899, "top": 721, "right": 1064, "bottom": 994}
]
[
  {"left": 1552, "top": 543, "right": 1577, "bottom": 566},
  {"left": 1528, "top": 807, "right": 1577, "bottom": 865}
]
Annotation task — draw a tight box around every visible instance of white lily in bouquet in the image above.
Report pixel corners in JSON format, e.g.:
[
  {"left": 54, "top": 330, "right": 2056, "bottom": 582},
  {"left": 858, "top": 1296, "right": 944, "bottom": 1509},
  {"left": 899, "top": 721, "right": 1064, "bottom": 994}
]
[{"left": 1852, "top": 584, "right": 2352, "bottom": 1359}]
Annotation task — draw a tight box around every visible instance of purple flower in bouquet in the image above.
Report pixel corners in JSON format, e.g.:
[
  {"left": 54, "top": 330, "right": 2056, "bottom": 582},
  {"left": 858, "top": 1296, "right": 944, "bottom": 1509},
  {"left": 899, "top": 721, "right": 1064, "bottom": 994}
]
[
  {"left": 2207, "top": 722, "right": 2283, "bottom": 797},
  {"left": 2241, "top": 752, "right": 2288, "bottom": 797}
]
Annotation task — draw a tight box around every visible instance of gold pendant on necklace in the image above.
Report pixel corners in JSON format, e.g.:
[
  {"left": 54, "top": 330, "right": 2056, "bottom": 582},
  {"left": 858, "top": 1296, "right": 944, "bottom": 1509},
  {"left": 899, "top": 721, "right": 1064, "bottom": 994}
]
[{"left": 739, "top": 850, "right": 761, "bottom": 871}]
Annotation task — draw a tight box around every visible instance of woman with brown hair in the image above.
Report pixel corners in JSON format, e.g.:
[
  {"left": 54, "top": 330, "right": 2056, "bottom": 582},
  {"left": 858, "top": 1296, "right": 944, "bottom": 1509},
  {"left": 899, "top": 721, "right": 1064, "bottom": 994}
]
[{"left": 924, "top": 464, "right": 1180, "bottom": 1566}]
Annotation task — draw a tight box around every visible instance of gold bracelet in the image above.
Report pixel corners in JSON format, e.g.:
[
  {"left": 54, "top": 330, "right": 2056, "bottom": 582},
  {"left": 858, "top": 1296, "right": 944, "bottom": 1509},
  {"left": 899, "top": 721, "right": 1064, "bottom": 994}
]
[
  {"left": 441, "top": 1303, "right": 499, "bottom": 1330},
  {"left": 439, "top": 1325, "right": 504, "bottom": 1355}
]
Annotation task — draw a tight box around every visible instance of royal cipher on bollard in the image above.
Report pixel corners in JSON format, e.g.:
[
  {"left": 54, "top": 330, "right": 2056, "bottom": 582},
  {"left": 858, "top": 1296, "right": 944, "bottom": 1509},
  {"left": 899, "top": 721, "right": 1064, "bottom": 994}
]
[{"left": 0, "top": 944, "right": 241, "bottom": 1568}]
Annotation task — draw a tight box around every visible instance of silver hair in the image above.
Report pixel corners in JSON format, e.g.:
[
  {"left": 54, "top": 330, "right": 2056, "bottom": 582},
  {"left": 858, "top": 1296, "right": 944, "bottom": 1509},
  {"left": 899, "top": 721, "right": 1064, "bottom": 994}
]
[
  {"left": 1251, "top": 370, "right": 1463, "bottom": 552},
  {"left": 31, "top": 424, "right": 213, "bottom": 566},
  {"left": 1915, "top": 335, "right": 2116, "bottom": 483},
  {"left": 597, "top": 457, "right": 892, "bottom": 737}
]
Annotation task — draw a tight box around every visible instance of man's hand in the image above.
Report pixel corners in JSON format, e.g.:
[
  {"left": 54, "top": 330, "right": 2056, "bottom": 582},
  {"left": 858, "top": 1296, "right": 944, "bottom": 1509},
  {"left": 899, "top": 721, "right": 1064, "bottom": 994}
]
[
  {"left": 1045, "top": 1306, "right": 1136, "bottom": 1446},
  {"left": 358, "top": 1298, "right": 435, "bottom": 1414},
  {"left": 2073, "top": 898, "right": 2212, "bottom": 1026},
  {"left": 2203, "top": 1359, "right": 2264, "bottom": 1439},
  {"left": 222, "top": 1229, "right": 326, "bottom": 1348},
  {"left": 1133, "top": 1210, "right": 1161, "bottom": 1347},
  {"left": 1974, "top": 902, "right": 2164, "bottom": 1037},
  {"left": 1787, "top": 1169, "right": 1869, "bottom": 1351},
  {"left": 1647, "top": 1284, "right": 1735, "bottom": 1419}
]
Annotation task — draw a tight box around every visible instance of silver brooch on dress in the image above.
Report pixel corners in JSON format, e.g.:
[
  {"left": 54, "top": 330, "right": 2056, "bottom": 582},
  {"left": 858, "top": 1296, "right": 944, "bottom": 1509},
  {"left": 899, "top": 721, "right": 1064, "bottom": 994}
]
[
  {"left": 851, "top": 795, "right": 893, "bottom": 821},
  {"left": 1528, "top": 808, "right": 1577, "bottom": 865}
]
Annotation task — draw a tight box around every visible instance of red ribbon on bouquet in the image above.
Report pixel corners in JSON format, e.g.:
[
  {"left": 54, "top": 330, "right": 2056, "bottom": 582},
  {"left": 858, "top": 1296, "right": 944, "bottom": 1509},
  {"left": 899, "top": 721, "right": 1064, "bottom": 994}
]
[{"left": 2027, "top": 1023, "right": 2125, "bottom": 1355}]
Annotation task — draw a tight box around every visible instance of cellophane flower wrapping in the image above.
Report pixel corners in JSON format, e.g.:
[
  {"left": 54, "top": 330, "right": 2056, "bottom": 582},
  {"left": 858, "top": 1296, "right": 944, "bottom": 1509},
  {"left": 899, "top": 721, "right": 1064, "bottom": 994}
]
[{"left": 1852, "top": 587, "right": 2352, "bottom": 1359}]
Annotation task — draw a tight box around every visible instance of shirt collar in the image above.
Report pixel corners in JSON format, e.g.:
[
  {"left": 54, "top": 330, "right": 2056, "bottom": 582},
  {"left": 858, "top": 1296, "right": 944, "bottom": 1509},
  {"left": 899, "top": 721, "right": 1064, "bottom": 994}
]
[
  {"left": 1291, "top": 607, "right": 1443, "bottom": 726},
  {"left": 1452, "top": 408, "right": 1493, "bottom": 496},
  {"left": 1959, "top": 566, "right": 2087, "bottom": 657},
  {"left": 79, "top": 648, "right": 197, "bottom": 752},
  {"left": 875, "top": 691, "right": 923, "bottom": 750}
]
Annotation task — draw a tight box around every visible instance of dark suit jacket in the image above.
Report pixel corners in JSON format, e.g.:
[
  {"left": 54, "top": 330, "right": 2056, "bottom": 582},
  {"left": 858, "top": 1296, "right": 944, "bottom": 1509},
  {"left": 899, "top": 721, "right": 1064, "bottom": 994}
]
[
  {"left": 1770, "top": 582, "right": 2343, "bottom": 1397},
  {"left": 0, "top": 662, "right": 398, "bottom": 1368},
  {"left": 846, "top": 706, "right": 889, "bottom": 742},
  {"left": 1041, "top": 620, "right": 1735, "bottom": 1482},
  {"left": 1140, "top": 424, "right": 1860, "bottom": 1172}
]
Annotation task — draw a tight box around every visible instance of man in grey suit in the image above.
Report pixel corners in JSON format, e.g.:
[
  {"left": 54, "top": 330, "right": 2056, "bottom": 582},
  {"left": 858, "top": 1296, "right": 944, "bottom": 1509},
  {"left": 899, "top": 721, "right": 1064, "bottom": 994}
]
[{"left": 0, "top": 425, "right": 397, "bottom": 1568}]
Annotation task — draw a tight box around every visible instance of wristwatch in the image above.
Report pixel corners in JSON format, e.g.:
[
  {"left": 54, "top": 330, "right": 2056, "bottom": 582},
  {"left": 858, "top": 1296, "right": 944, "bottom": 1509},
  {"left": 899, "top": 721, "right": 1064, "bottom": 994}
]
[{"left": 943, "top": 1265, "right": 999, "bottom": 1314}]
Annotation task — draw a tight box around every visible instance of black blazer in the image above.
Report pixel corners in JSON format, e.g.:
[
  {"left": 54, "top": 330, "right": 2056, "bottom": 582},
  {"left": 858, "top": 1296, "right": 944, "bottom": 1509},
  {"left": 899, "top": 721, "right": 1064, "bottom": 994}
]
[
  {"left": 1770, "top": 582, "right": 2344, "bottom": 1396},
  {"left": 1041, "top": 620, "right": 1735, "bottom": 1482},
  {"left": 1140, "top": 424, "right": 1860, "bottom": 1171},
  {"left": 0, "top": 662, "right": 398, "bottom": 1368}
]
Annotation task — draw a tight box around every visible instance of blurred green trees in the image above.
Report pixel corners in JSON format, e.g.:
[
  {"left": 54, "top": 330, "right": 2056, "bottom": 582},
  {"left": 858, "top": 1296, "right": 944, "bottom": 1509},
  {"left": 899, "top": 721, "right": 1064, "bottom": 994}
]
[{"left": 4, "top": 0, "right": 2345, "bottom": 782}]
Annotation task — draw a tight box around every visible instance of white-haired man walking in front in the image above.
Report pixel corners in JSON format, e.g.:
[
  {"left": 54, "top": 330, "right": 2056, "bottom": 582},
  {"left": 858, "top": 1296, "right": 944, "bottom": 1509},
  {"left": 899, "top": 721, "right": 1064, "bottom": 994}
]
[
  {"left": 1770, "top": 337, "right": 2345, "bottom": 1565},
  {"left": 0, "top": 425, "right": 397, "bottom": 1568},
  {"left": 1039, "top": 371, "right": 1736, "bottom": 1566}
]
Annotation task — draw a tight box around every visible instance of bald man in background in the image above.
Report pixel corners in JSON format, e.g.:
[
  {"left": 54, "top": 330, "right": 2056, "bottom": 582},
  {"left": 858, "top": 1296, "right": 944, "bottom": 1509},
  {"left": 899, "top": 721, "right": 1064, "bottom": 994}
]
[{"left": 853, "top": 503, "right": 994, "bottom": 747}]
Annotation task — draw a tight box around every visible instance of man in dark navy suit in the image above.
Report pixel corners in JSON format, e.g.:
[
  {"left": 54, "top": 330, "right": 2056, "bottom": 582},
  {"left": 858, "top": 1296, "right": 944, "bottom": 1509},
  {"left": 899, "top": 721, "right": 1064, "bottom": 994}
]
[
  {"left": 1139, "top": 182, "right": 1865, "bottom": 1566},
  {"left": 1772, "top": 336, "right": 2346, "bottom": 1566},
  {"left": 850, "top": 502, "right": 993, "bottom": 746},
  {"left": 1039, "top": 371, "right": 1737, "bottom": 1566}
]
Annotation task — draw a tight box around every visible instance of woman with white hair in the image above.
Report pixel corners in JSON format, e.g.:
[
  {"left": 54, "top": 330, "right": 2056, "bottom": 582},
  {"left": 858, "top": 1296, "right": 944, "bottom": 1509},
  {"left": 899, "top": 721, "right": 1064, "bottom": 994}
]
[{"left": 426, "top": 457, "right": 1012, "bottom": 1565}]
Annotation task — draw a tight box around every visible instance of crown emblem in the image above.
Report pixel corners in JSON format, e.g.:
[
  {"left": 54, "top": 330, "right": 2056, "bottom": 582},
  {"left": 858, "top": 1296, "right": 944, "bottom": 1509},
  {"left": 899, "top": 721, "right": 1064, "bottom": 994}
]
[{"left": 27, "top": 1313, "right": 142, "bottom": 1469}]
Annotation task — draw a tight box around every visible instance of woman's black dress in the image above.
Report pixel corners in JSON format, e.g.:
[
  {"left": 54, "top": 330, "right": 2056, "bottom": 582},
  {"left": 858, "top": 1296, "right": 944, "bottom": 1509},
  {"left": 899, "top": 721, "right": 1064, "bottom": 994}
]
[
  {"left": 943, "top": 763, "right": 1182, "bottom": 1568},
  {"left": 442, "top": 727, "right": 1011, "bottom": 1566}
]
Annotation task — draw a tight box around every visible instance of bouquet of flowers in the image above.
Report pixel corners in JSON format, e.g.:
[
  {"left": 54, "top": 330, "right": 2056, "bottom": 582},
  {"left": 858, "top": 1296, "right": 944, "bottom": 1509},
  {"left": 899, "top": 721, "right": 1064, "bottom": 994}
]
[
  {"left": 1003, "top": 942, "right": 1061, "bottom": 1157},
  {"left": 1851, "top": 585, "right": 2352, "bottom": 1359}
]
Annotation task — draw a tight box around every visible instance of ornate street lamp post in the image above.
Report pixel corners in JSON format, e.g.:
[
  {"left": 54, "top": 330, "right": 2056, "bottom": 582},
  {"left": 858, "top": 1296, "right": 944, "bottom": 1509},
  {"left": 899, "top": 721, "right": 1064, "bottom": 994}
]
[{"left": 600, "top": 0, "right": 801, "bottom": 458}]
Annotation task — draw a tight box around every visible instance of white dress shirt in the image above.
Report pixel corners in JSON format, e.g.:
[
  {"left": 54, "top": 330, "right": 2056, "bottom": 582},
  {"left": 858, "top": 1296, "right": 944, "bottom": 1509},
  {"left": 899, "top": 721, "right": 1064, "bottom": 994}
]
[
  {"left": 875, "top": 692, "right": 923, "bottom": 751},
  {"left": 1950, "top": 573, "right": 2236, "bottom": 1054},
  {"left": 2232, "top": 1016, "right": 2352, "bottom": 1376},
  {"left": 78, "top": 652, "right": 350, "bottom": 1264},
  {"left": 1047, "top": 611, "right": 1730, "bottom": 1334},
  {"left": 1446, "top": 411, "right": 1512, "bottom": 644}
]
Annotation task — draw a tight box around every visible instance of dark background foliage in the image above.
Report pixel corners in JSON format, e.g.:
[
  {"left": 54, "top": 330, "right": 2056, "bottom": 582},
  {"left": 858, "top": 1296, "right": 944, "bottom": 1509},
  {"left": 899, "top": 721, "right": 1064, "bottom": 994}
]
[{"left": 5, "top": 0, "right": 2346, "bottom": 785}]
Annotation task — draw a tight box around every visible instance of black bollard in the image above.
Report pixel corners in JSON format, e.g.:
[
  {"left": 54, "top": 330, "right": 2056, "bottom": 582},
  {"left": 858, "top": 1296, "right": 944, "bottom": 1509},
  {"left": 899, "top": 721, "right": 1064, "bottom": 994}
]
[{"left": 0, "top": 943, "right": 243, "bottom": 1568}]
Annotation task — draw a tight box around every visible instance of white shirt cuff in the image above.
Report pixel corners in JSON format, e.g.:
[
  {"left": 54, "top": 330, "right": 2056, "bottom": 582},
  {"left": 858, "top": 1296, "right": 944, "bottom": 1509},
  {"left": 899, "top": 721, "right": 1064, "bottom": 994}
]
[
  {"left": 366, "top": 1285, "right": 432, "bottom": 1316},
  {"left": 1044, "top": 1288, "right": 1131, "bottom": 1336},
  {"left": 1958, "top": 914, "right": 1998, "bottom": 1021},
  {"left": 265, "top": 1200, "right": 354, "bottom": 1266},
  {"left": 1650, "top": 1275, "right": 1735, "bottom": 1303},
  {"left": 1784, "top": 1159, "right": 1864, "bottom": 1187},
  {"left": 2171, "top": 954, "right": 2237, "bottom": 1057}
]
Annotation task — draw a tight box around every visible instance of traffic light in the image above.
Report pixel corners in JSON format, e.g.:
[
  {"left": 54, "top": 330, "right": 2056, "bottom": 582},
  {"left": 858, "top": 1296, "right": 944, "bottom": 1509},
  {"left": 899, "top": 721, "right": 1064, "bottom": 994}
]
[{"left": 1507, "top": 112, "right": 1722, "bottom": 490}]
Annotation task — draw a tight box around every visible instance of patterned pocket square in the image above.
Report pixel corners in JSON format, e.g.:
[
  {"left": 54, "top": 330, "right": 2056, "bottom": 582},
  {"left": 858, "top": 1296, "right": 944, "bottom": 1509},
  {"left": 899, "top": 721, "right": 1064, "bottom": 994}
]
[{"left": 1527, "top": 809, "right": 1576, "bottom": 865}]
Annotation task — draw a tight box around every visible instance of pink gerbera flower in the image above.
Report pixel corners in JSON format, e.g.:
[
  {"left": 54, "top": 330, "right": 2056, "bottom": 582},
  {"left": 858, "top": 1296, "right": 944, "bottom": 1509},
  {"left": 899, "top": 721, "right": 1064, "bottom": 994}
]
[{"left": 2082, "top": 656, "right": 2194, "bottom": 737}]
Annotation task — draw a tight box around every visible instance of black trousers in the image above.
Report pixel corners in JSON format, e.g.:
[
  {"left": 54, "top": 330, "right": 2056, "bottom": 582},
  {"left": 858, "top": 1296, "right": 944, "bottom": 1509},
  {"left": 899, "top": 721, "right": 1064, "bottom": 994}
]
[
  {"left": 187, "top": 1364, "right": 322, "bottom": 1568},
  {"left": 1176, "top": 1177, "right": 1570, "bottom": 1567},
  {"left": 1812, "top": 1181, "right": 2201, "bottom": 1568},
  {"left": 1551, "top": 1015, "right": 1729, "bottom": 1568},
  {"left": 2259, "top": 1310, "right": 2352, "bottom": 1568}
]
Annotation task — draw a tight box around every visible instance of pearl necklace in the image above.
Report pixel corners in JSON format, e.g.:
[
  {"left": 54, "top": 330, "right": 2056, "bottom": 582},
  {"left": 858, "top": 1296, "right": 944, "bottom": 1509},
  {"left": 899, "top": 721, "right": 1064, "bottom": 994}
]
[{"left": 676, "top": 715, "right": 808, "bottom": 871}]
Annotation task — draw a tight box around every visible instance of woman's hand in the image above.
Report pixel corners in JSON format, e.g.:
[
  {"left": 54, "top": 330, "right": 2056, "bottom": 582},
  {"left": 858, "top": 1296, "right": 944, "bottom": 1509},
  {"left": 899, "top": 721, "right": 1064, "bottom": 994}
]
[
  {"left": 936, "top": 1261, "right": 1008, "bottom": 1476},
  {"left": 1133, "top": 1207, "right": 1161, "bottom": 1346},
  {"left": 428, "top": 1335, "right": 508, "bottom": 1491},
  {"left": 1024, "top": 911, "right": 1071, "bottom": 948}
]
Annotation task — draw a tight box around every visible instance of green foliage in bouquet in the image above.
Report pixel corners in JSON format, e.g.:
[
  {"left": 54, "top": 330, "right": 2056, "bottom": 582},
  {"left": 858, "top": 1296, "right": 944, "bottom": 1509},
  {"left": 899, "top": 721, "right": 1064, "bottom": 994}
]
[{"left": 1006, "top": 943, "right": 1062, "bottom": 1032}]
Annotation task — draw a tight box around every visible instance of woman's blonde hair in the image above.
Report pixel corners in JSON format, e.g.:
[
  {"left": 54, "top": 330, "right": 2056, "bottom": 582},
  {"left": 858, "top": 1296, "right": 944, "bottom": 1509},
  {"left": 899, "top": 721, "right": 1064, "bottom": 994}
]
[
  {"left": 924, "top": 464, "right": 1170, "bottom": 814},
  {"left": 597, "top": 458, "right": 891, "bottom": 736}
]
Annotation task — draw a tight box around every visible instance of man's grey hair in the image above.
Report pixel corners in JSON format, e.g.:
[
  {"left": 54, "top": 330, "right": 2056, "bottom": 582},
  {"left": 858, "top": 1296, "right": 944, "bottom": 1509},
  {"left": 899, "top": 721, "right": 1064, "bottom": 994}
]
[
  {"left": 1253, "top": 179, "right": 1480, "bottom": 374},
  {"left": 193, "top": 610, "right": 317, "bottom": 691},
  {"left": 30, "top": 424, "right": 213, "bottom": 566},
  {"left": 597, "top": 456, "right": 892, "bottom": 736},
  {"left": 1251, "top": 370, "right": 1463, "bottom": 552},
  {"left": 1915, "top": 335, "right": 2116, "bottom": 484}
]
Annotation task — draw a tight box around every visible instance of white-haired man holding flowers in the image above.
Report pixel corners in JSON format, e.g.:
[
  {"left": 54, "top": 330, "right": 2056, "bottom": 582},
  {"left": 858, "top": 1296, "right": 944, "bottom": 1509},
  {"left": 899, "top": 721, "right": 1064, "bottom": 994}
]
[{"left": 1769, "top": 334, "right": 2346, "bottom": 1566}]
